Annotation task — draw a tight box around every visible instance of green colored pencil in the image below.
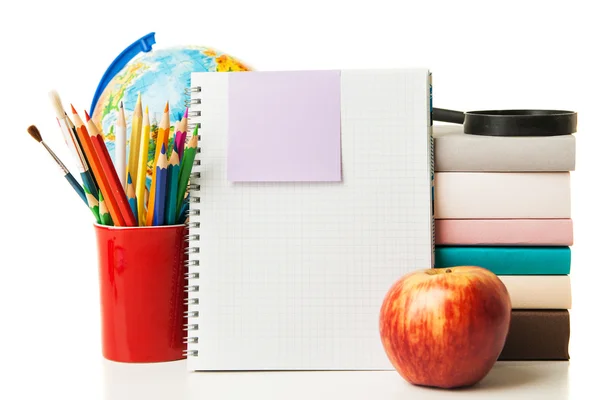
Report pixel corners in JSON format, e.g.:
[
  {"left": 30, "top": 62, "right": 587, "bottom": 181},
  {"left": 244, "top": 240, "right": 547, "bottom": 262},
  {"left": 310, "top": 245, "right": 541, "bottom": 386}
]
[
  {"left": 165, "top": 142, "right": 181, "bottom": 225},
  {"left": 176, "top": 125, "right": 198, "bottom": 213},
  {"left": 126, "top": 172, "right": 138, "bottom": 224},
  {"left": 85, "top": 187, "right": 101, "bottom": 223},
  {"left": 98, "top": 191, "right": 113, "bottom": 226}
]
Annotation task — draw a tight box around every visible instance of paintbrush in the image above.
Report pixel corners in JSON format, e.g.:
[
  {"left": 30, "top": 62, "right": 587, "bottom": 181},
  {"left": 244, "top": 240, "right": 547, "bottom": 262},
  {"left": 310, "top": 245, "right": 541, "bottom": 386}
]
[
  {"left": 48, "top": 90, "right": 100, "bottom": 200},
  {"left": 27, "top": 124, "right": 87, "bottom": 205}
]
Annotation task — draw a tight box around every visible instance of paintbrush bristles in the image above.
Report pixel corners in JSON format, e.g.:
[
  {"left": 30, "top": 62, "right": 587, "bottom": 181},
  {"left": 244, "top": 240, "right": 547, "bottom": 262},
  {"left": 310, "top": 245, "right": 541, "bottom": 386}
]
[
  {"left": 27, "top": 125, "right": 43, "bottom": 142},
  {"left": 48, "top": 90, "right": 67, "bottom": 119},
  {"left": 27, "top": 125, "right": 69, "bottom": 173}
]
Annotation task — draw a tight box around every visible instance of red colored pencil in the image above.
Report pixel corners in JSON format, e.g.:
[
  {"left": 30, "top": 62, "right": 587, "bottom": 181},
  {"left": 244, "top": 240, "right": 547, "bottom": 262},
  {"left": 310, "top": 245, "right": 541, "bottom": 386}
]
[
  {"left": 71, "top": 106, "right": 126, "bottom": 226},
  {"left": 84, "top": 110, "right": 137, "bottom": 227}
]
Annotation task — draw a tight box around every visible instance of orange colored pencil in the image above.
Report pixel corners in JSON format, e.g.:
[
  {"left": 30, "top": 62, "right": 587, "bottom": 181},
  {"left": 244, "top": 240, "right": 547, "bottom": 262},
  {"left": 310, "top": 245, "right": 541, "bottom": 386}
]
[
  {"left": 71, "top": 106, "right": 126, "bottom": 226},
  {"left": 84, "top": 110, "right": 137, "bottom": 227},
  {"left": 146, "top": 102, "right": 170, "bottom": 226}
]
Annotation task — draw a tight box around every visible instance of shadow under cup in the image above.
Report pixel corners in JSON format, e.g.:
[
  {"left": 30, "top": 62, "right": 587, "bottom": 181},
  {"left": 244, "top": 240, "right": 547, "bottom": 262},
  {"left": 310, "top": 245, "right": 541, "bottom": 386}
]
[{"left": 94, "top": 223, "right": 187, "bottom": 363}]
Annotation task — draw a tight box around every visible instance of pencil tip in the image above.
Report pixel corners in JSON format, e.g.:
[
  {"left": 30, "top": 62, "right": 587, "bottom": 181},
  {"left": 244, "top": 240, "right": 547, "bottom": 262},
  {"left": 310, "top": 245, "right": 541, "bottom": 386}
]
[
  {"left": 127, "top": 172, "right": 132, "bottom": 184},
  {"left": 161, "top": 143, "right": 166, "bottom": 154},
  {"left": 145, "top": 105, "right": 149, "bottom": 114},
  {"left": 84, "top": 110, "right": 91, "bottom": 121},
  {"left": 164, "top": 102, "right": 169, "bottom": 113},
  {"left": 184, "top": 108, "right": 188, "bottom": 118},
  {"left": 120, "top": 101, "right": 124, "bottom": 109},
  {"left": 70, "top": 104, "right": 77, "bottom": 114}
]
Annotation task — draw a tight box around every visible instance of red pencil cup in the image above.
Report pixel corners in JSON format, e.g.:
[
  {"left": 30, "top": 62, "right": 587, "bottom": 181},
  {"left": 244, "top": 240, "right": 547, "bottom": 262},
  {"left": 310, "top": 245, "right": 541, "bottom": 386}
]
[{"left": 94, "top": 223, "right": 187, "bottom": 363}]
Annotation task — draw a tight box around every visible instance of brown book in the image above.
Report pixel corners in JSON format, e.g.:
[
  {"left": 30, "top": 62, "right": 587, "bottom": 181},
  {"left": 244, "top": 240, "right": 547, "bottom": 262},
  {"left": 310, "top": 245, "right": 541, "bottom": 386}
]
[{"left": 499, "top": 310, "right": 570, "bottom": 361}]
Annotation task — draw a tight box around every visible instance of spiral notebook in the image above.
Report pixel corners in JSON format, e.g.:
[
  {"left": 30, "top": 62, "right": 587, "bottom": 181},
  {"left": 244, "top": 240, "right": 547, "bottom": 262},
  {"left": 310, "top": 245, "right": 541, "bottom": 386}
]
[{"left": 185, "top": 69, "right": 434, "bottom": 371}]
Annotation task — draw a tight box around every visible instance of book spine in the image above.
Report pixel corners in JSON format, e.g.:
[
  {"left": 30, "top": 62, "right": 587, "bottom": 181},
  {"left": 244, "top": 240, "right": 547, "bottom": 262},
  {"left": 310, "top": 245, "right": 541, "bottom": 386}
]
[
  {"left": 183, "top": 83, "right": 202, "bottom": 358},
  {"left": 499, "top": 310, "right": 570, "bottom": 360},
  {"left": 434, "top": 219, "right": 574, "bottom": 246},
  {"left": 433, "top": 172, "right": 571, "bottom": 219},
  {"left": 434, "top": 246, "right": 571, "bottom": 275},
  {"left": 498, "top": 275, "right": 572, "bottom": 309},
  {"left": 433, "top": 129, "right": 576, "bottom": 172}
]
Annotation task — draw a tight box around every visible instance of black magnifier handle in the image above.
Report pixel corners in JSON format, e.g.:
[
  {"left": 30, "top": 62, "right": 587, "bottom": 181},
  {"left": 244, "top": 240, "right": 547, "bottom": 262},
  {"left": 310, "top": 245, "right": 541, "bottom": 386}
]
[{"left": 432, "top": 108, "right": 465, "bottom": 124}]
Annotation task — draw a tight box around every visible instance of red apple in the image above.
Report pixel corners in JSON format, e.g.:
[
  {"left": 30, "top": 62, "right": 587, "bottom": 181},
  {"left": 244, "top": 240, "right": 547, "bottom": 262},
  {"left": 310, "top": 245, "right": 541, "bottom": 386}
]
[{"left": 379, "top": 266, "right": 511, "bottom": 389}]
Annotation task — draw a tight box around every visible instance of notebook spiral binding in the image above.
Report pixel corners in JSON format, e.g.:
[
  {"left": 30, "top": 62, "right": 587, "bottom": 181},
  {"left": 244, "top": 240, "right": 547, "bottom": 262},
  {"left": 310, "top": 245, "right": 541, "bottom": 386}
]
[
  {"left": 183, "top": 85, "right": 202, "bottom": 358},
  {"left": 183, "top": 86, "right": 202, "bottom": 108},
  {"left": 428, "top": 73, "right": 435, "bottom": 262},
  {"left": 430, "top": 133, "right": 435, "bottom": 259}
]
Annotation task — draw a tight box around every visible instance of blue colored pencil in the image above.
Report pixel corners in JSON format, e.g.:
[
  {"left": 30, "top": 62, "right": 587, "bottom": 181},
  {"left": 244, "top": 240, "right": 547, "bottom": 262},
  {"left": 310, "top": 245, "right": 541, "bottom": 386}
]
[
  {"left": 165, "top": 142, "right": 181, "bottom": 225},
  {"left": 177, "top": 196, "right": 190, "bottom": 224},
  {"left": 152, "top": 144, "right": 168, "bottom": 226},
  {"left": 126, "top": 172, "right": 138, "bottom": 224}
]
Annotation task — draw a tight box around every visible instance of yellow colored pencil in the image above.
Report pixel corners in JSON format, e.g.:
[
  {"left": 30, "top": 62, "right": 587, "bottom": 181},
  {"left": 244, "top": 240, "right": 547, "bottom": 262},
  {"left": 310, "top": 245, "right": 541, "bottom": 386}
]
[
  {"left": 135, "top": 106, "right": 150, "bottom": 226},
  {"left": 146, "top": 102, "right": 169, "bottom": 226},
  {"left": 128, "top": 93, "right": 143, "bottom": 186}
]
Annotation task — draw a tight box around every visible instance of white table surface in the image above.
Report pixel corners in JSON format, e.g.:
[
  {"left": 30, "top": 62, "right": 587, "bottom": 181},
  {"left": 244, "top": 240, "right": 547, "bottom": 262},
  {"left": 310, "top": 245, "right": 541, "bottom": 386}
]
[
  {"left": 104, "top": 361, "right": 574, "bottom": 399},
  {"left": 0, "top": 358, "right": 590, "bottom": 399}
]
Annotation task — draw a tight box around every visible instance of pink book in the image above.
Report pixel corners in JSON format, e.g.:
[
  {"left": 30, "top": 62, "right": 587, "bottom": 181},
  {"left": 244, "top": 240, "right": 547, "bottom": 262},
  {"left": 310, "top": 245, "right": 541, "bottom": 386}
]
[{"left": 435, "top": 219, "right": 573, "bottom": 246}]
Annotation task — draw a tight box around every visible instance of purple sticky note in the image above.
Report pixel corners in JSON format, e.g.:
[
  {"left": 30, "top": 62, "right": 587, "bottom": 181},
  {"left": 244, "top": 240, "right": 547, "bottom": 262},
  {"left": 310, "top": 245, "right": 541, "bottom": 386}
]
[{"left": 227, "top": 70, "right": 341, "bottom": 182}]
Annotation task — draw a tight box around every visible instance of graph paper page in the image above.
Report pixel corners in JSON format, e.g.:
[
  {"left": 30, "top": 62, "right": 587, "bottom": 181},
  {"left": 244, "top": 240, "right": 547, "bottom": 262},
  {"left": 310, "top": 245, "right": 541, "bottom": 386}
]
[{"left": 187, "top": 69, "right": 433, "bottom": 370}]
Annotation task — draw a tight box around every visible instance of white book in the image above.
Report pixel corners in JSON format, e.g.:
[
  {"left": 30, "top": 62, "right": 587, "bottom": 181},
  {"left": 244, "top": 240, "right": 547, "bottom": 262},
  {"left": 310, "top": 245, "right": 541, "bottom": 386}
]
[
  {"left": 434, "top": 172, "right": 571, "bottom": 219},
  {"left": 498, "top": 276, "right": 572, "bottom": 309},
  {"left": 186, "top": 69, "right": 433, "bottom": 371},
  {"left": 433, "top": 124, "right": 576, "bottom": 172}
]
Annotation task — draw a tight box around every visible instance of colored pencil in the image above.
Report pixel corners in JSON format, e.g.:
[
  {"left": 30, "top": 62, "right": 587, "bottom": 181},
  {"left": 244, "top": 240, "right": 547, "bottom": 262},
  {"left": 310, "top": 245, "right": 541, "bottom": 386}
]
[
  {"left": 172, "top": 120, "right": 180, "bottom": 158},
  {"left": 177, "top": 195, "right": 189, "bottom": 224},
  {"left": 128, "top": 93, "right": 143, "bottom": 186},
  {"left": 135, "top": 105, "right": 150, "bottom": 226},
  {"left": 98, "top": 191, "right": 113, "bottom": 226},
  {"left": 177, "top": 124, "right": 198, "bottom": 213},
  {"left": 65, "top": 113, "right": 100, "bottom": 199},
  {"left": 165, "top": 142, "right": 181, "bottom": 225},
  {"left": 71, "top": 106, "right": 135, "bottom": 226},
  {"left": 49, "top": 90, "right": 100, "bottom": 200},
  {"left": 71, "top": 106, "right": 125, "bottom": 225},
  {"left": 116, "top": 102, "right": 127, "bottom": 188},
  {"left": 84, "top": 187, "right": 101, "bottom": 223},
  {"left": 26, "top": 125, "right": 87, "bottom": 206},
  {"left": 175, "top": 107, "right": 188, "bottom": 155},
  {"left": 152, "top": 144, "right": 168, "bottom": 226},
  {"left": 146, "top": 102, "right": 170, "bottom": 226},
  {"left": 126, "top": 172, "right": 138, "bottom": 223},
  {"left": 84, "top": 109, "right": 137, "bottom": 226}
]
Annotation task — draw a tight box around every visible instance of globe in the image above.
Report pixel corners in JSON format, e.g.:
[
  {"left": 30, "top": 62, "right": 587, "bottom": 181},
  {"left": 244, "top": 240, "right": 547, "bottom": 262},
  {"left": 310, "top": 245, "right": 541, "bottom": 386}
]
[{"left": 90, "top": 45, "right": 251, "bottom": 185}]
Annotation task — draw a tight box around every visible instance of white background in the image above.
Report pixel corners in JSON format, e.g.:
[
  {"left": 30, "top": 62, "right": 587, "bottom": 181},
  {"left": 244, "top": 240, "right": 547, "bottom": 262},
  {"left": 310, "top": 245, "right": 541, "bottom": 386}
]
[{"left": 1, "top": 0, "right": 598, "bottom": 399}]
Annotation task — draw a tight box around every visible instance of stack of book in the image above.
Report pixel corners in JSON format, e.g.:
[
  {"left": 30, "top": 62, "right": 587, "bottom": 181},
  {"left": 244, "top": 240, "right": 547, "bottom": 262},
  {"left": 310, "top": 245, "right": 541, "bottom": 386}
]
[{"left": 432, "top": 124, "right": 574, "bottom": 360}]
